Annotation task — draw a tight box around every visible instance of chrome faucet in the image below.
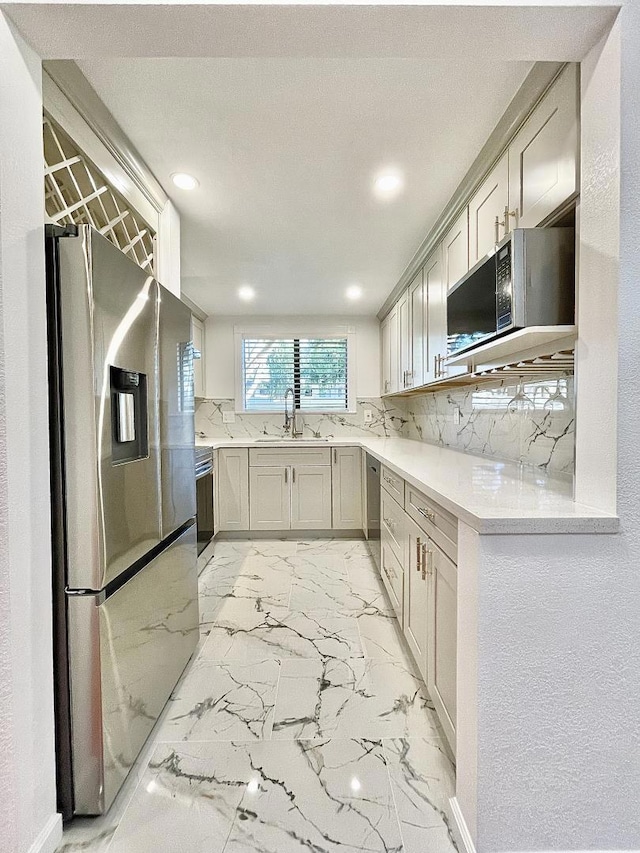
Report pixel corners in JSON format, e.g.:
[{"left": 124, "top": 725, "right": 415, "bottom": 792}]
[{"left": 283, "top": 387, "right": 302, "bottom": 437}]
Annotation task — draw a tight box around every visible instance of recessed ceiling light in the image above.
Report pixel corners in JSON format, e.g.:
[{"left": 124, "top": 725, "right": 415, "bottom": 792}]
[
  {"left": 171, "top": 172, "right": 199, "bottom": 191},
  {"left": 238, "top": 285, "right": 255, "bottom": 302},
  {"left": 373, "top": 170, "right": 404, "bottom": 199},
  {"left": 346, "top": 285, "right": 363, "bottom": 301}
]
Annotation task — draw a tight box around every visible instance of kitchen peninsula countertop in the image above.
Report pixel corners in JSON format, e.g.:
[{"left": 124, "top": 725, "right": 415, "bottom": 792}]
[{"left": 196, "top": 435, "right": 619, "bottom": 535}]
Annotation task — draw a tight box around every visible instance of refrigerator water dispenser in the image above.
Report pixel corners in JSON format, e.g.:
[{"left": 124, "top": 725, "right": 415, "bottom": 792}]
[{"left": 110, "top": 366, "right": 149, "bottom": 463}]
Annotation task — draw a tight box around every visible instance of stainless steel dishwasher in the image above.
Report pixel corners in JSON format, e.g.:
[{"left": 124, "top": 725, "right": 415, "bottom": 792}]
[
  {"left": 365, "top": 453, "right": 381, "bottom": 571},
  {"left": 195, "top": 446, "right": 214, "bottom": 556}
]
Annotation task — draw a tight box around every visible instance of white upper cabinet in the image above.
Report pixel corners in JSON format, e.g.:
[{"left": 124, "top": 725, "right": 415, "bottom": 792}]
[
  {"left": 408, "top": 269, "right": 425, "bottom": 389},
  {"left": 424, "top": 245, "right": 447, "bottom": 383},
  {"left": 442, "top": 208, "right": 469, "bottom": 291},
  {"left": 381, "top": 313, "right": 391, "bottom": 396},
  {"left": 468, "top": 153, "right": 509, "bottom": 265},
  {"left": 381, "top": 303, "right": 399, "bottom": 395},
  {"left": 508, "top": 64, "right": 579, "bottom": 229},
  {"left": 332, "top": 447, "right": 362, "bottom": 529},
  {"left": 397, "top": 290, "right": 411, "bottom": 392},
  {"left": 191, "top": 315, "right": 205, "bottom": 399}
]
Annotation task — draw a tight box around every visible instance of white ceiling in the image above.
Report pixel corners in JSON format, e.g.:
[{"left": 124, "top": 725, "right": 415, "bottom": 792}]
[{"left": 77, "top": 58, "right": 533, "bottom": 315}]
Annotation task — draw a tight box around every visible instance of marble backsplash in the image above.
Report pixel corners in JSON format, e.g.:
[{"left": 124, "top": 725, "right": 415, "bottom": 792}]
[
  {"left": 195, "top": 397, "right": 405, "bottom": 440},
  {"left": 393, "top": 375, "right": 575, "bottom": 477},
  {"left": 196, "top": 375, "right": 575, "bottom": 477}
]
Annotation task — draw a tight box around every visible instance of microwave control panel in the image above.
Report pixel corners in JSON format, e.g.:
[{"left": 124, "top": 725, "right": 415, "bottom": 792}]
[{"left": 496, "top": 243, "right": 513, "bottom": 331}]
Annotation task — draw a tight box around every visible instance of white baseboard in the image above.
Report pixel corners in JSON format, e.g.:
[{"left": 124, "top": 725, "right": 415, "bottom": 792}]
[
  {"left": 27, "top": 813, "right": 62, "bottom": 853},
  {"left": 448, "top": 797, "right": 476, "bottom": 853}
]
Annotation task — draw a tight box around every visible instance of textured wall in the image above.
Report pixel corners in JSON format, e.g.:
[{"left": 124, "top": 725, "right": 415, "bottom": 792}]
[
  {"left": 474, "top": 528, "right": 640, "bottom": 850},
  {"left": 0, "top": 15, "right": 61, "bottom": 853}
]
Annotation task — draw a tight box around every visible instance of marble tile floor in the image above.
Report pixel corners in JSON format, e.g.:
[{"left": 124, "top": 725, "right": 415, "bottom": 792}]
[{"left": 57, "top": 538, "right": 458, "bottom": 853}]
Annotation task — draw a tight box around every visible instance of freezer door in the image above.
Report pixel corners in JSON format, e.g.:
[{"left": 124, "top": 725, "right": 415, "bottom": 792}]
[
  {"left": 158, "top": 284, "right": 196, "bottom": 537},
  {"left": 66, "top": 523, "right": 199, "bottom": 816},
  {"left": 58, "top": 226, "right": 162, "bottom": 589}
]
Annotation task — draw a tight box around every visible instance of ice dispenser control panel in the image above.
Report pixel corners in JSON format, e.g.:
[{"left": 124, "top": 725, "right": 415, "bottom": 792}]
[{"left": 110, "top": 366, "right": 149, "bottom": 464}]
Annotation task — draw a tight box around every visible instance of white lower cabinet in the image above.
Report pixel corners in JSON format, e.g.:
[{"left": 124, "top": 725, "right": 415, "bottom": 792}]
[
  {"left": 427, "top": 541, "right": 458, "bottom": 752},
  {"left": 250, "top": 466, "right": 290, "bottom": 530},
  {"left": 380, "top": 536, "right": 404, "bottom": 625},
  {"left": 237, "top": 446, "right": 352, "bottom": 532},
  {"left": 404, "top": 518, "right": 430, "bottom": 679},
  {"left": 291, "top": 465, "right": 332, "bottom": 529},
  {"left": 332, "top": 447, "right": 363, "bottom": 529},
  {"left": 377, "top": 476, "right": 458, "bottom": 755},
  {"left": 218, "top": 448, "right": 249, "bottom": 531}
]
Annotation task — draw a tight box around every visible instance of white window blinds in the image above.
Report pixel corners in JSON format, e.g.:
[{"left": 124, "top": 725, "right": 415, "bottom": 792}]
[{"left": 242, "top": 337, "right": 348, "bottom": 412}]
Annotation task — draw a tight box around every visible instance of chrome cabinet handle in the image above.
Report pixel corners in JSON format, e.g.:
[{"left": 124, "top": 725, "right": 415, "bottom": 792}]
[
  {"left": 383, "top": 475, "right": 396, "bottom": 487},
  {"left": 333, "top": 448, "right": 337, "bottom": 465},
  {"left": 416, "top": 505, "right": 435, "bottom": 523},
  {"left": 421, "top": 544, "right": 430, "bottom": 580},
  {"left": 416, "top": 537, "right": 422, "bottom": 572},
  {"left": 292, "top": 467, "right": 296, "bottom": 484},
  {"left": 433, "top": 354, "right": 446, "bottom": 379},
  {"left": 503, "top": 205, "right": 517, "bottom": 235},
  {"left": 285, "top": 468, "right": 288, "bottom": 484},
  {"left": 496, "top": 205, "right": 517, "bottom": 241}
]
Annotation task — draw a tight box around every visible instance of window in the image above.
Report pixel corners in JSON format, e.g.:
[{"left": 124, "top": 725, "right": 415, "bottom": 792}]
[{"left": 241, "top": 336, "right": 350, "bottom": 412}]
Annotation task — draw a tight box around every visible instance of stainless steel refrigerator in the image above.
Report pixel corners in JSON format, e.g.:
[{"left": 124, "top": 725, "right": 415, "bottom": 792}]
[{"left": 46, "top": 224, "right": 199, "bottom": 819}]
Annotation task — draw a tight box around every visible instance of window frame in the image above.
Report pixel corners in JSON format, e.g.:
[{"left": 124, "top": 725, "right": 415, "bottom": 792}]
[{"left": 234, "top": 326, "right": 356, "bottom": 414}]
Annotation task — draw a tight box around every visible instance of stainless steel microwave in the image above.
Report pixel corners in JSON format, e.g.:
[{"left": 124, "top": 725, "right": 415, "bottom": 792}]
[{"left": 446, "top": 227, "right": 575, "bottom": 358}]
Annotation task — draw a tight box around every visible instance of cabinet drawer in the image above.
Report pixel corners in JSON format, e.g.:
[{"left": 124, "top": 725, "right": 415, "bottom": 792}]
[
  {"left": 405, "top": 484, "right": 458, "bottom": 563},
  {"left": 249, "top": 447, "right": 331, "bottom": 467},
  {"left": 381, "top": 465, "right": 404, "bottom": 503},
  {"left": 380, "top": 538, "right": 404, "bottom": 623},
  {"left": 381, "top": 487, "right": 405, "bottom": 565}
]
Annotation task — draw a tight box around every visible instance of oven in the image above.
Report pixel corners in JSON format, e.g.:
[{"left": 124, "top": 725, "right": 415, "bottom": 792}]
[{"left": 195, "top": 446, "right": 214, "bottom": 556}]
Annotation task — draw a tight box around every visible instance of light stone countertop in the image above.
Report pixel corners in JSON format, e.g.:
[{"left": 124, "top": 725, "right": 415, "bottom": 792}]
[{"left": 195, "top": 435, "right": 619, "bottom": 535}]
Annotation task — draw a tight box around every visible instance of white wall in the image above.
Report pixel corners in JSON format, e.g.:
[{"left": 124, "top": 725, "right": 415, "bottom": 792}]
[
  {"left": 0, "top": 13, "right": 61, "bottom": 853},
  {"left": 466, "top": 526, "right": 640, "bottom": 850},
  {"left": 574, "top": 24, "right": 620, "bottom": 512},
  {"left": 204, "top": 314, "right": 380, "bottom": 401},
  {"left": 156, "top": 199, "right": 181, "bottom": 297}
]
